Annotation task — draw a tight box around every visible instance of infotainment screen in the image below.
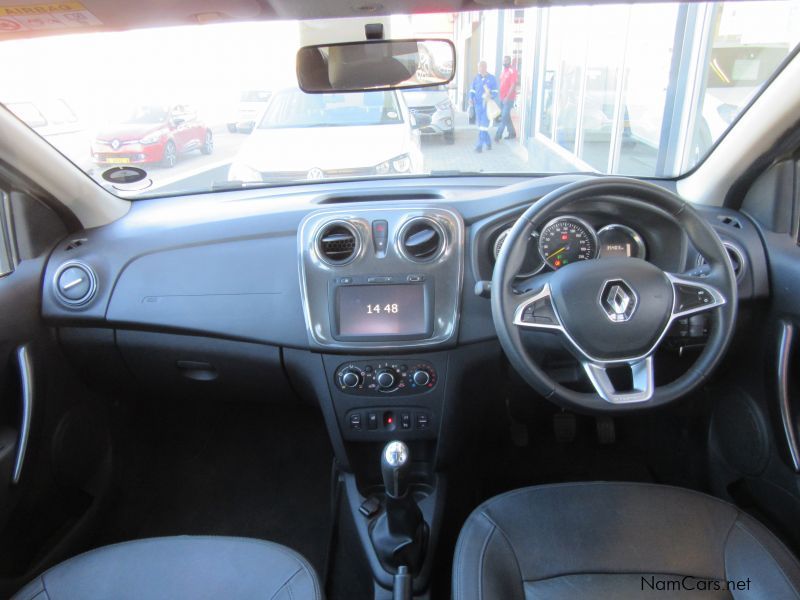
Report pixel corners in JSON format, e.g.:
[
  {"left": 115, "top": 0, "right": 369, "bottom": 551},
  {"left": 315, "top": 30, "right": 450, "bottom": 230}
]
[{"left": 336, "top": 284, "right": 428, "bottom": 338}]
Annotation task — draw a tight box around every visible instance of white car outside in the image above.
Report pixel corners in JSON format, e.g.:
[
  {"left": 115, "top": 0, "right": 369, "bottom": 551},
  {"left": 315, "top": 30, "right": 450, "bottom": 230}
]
[
  {"left": 228, "top": 88, "right": 422, "bottom": 182},
  {"left": 227, "top": 90, "right": 272, "bottom": 134}
]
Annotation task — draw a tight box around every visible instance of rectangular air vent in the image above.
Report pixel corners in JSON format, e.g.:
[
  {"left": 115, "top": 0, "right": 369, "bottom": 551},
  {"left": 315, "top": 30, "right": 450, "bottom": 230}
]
[
  {"left": 717, "top": 215, "right": 742, "bottom": 229},
  {"left": 65, "top": 238, "right": 87, "bottom": 251}
]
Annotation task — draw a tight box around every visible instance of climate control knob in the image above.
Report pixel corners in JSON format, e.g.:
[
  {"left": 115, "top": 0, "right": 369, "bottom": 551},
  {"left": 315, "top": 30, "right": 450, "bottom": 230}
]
[
  {"left": 375, "top": 369, "right": 396, "bottom": 390},
  {"left": 340, "top": 369, "right": 361, "bottom": 388},
  {"left": 411, "top": 370, "right": 431, "bottom": 386}
]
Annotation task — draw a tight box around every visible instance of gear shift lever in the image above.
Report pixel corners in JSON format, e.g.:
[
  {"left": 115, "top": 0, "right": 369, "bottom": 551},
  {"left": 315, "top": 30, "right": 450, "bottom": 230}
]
[
  {"left": 370, "top": 441, "right": 427, "bottom": 575},
  {"left": 382, "top": 440, "right": 411, "bottom": 498}
]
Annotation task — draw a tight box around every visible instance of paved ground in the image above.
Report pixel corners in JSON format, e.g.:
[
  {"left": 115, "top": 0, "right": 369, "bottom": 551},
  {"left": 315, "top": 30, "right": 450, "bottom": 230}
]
[{"left": 421, "top": 114, "right": 530, "bottom": 174}]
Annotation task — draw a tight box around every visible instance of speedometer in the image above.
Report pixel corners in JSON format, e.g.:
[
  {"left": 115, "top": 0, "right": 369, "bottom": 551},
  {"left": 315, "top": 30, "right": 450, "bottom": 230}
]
[{"left": 538, "top": 217, "right": 598, "bottom": 270}]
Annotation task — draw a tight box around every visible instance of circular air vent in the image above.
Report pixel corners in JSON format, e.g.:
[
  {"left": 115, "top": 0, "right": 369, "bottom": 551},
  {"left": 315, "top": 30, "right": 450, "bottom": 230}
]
[
  {"left": 696, "top": 242, "right": 746, "bottom": 282},
  {"left": 53, "top": 261, "right": 97, "bottom": 307},
  {"left": 316, "top": 220, "right": 359, "bottom": 265},
  {"left": 398, "top": 217, "right": 446, "bottom": 262}
]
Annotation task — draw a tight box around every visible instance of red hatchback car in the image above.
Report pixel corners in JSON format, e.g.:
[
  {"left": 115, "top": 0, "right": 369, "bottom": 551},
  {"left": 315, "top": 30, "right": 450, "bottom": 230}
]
[{"left": 91, "top": 104, "right": 213, "bottom": 168}]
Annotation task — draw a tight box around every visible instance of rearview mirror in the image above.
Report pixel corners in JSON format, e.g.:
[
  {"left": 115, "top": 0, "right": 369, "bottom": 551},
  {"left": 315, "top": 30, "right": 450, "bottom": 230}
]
[{"left": 296, "top": 39, "right": 455, "bottom": 93}]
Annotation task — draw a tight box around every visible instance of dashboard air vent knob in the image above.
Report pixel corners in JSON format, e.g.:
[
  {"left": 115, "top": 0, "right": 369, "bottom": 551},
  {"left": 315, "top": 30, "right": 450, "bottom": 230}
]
[
  {"left": 317, "top": 221, "right": 358, "bottom": 265},
  {"left": 400, "top": 218, "right": 444, "bottom": 261},
  {"left": 54, "top": 262, "right": 97, "bottom": 307}
]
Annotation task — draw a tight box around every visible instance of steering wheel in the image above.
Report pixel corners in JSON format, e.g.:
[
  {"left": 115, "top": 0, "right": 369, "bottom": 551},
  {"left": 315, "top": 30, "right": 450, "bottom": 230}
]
[{"left": 491, "top": 177, "right": 738, "bottom": 413}]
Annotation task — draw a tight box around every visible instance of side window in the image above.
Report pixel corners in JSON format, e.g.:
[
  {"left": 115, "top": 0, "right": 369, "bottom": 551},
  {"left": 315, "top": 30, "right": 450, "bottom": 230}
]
[{"left": 0, "top": 190, "right": 16, "bottom": 277}]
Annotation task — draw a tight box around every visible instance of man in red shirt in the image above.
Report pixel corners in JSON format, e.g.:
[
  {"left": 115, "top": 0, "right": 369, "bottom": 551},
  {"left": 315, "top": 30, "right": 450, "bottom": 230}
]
[{"left": 495, "top": 55, "right": 518, "bottom": 141}]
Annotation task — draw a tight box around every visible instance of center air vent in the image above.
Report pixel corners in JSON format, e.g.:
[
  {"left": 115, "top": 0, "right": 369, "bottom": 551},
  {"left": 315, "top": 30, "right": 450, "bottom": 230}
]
[
  {"left": 316, "top": 221, "right": 359, "bottom": 265},
  {"left": 399, "top": 217, "right": 446, "bottom": 262}
]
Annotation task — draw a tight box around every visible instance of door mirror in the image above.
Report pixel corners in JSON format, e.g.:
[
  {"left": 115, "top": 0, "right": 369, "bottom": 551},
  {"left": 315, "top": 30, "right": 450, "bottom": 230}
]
[
  {"left": 170, "top": 117, "right": 186, "bottom": 127},
  {"left": 296, "top": 39, "right": 455, "bottom": 93}
]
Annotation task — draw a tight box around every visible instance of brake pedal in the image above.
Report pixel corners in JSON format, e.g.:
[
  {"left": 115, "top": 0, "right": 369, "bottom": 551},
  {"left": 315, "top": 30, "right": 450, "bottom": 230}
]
[{"left": 596, "top": 416, "right": 616, "bottom": 444}]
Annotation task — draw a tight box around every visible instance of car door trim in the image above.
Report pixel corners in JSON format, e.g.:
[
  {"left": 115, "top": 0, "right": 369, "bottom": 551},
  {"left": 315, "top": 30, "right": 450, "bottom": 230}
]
[
  {"left": 777, "top": 320, "right": 800, "bottom": 472},
  {"left": 12, "top": 344, "right": 33, "bottom": 484}
]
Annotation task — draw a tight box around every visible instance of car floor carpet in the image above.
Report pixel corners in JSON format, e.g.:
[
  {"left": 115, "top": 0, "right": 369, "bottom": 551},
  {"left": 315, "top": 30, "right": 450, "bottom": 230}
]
[{"left": 87, "top": 395, "right": 334, "bottom": 580}]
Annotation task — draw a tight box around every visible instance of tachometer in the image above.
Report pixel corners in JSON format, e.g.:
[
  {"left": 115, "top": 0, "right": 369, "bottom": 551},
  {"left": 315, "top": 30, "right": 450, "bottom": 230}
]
[
  {"left": 538, "top": 217, "right": 598, "bottom": 270},
  {"left": 493, "top": 228, "right": 544, "bottom": 277}
]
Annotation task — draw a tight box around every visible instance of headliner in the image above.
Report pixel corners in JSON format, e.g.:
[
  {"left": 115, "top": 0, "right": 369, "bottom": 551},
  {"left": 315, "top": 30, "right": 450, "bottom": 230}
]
[{"left": 0, "top": 0, "right": 680, "bottom": 41}]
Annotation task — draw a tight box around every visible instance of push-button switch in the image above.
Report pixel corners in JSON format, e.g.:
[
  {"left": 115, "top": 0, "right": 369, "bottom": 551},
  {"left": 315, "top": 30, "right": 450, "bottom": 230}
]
[
  {"left": 521, "top": 295, "right": 558, "bottom": 325},
  {"left": 675, "top": 284, "right": 713, "bottom": 313}
]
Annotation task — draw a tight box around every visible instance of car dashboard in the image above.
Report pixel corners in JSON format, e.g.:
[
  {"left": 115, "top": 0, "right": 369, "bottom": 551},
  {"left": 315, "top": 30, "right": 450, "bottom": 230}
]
[{"left": 39, "top": 175, "right": 768, "bottom": 447}]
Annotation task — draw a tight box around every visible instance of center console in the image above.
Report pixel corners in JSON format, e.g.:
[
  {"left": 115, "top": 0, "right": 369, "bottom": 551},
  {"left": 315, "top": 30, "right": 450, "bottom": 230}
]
[
  {"left": 296, "top": 206, "right": 465, "bottom": 598},
  {"left": 298, "top": 207, "right": 464, "bottom": 350}
]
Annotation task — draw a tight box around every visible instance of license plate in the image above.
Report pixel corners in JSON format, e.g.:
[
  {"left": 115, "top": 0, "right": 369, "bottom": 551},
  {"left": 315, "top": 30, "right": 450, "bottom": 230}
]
[{"left": 106, "top": 157, "right": 131, "bottom": 164}]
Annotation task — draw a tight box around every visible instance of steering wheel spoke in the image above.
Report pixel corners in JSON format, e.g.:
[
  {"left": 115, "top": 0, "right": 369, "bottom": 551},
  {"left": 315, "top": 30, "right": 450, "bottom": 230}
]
[
  {"left": 666, "top": 272, "right": 726, "bottom": 319},
  {"left": 511, "top": 283, "right": 563, "bottom": 332},
  {"left": 583, "top": 357, "right": 655, "bottom": 404}
]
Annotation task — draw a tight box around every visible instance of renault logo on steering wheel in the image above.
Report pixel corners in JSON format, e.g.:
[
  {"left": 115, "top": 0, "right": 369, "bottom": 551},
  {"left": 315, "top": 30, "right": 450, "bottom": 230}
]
[{"left": 600, "top": 280, "right": 638, "bottom": 323}]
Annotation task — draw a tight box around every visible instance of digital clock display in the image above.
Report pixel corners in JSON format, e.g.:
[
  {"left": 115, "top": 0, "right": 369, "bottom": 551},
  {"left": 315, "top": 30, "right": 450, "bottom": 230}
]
[{"left": 337, "top": 284, "right": 427, "bottom": 337}]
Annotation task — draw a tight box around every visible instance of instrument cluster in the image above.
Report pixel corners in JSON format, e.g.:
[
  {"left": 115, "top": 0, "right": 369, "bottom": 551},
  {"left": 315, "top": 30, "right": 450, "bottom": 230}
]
[{"left": 492, "top": 216, "right": 647, "bottom": 277}]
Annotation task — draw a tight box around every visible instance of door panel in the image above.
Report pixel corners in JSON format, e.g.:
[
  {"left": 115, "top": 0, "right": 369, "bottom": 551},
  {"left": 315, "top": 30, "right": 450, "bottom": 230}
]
[
  {"left": 0, "top": 188, "right": 114, "bottom": 597},
  {"left": 708, "top": 159, "right": 800, "bottom": 551}
]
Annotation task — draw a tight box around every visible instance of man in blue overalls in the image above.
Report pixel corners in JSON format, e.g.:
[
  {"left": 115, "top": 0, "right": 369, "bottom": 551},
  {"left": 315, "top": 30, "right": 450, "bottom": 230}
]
[{"left": 469, "top": 60, "right": 499, "bottom": 153}]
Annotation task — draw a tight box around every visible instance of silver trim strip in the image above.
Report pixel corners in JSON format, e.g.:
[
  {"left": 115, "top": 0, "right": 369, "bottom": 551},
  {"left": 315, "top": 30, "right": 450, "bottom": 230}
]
[
  {"left": 583, "top": 356, "right": 655, "bottom": 404},
  {"left": 777, "top": 321, "right": 800, "bottom": 472},
  {"left": 12, "top": 345, "right": 33, "bottom": 484}
]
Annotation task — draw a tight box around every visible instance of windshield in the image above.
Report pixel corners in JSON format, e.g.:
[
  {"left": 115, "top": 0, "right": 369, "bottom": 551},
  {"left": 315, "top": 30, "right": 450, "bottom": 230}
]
[
  {"left": 1, "top": 2, "right": 799, "bottom": 198},
  {"left": 123, "top": 106, "right": 169, "bottom": 125},
  {"left": 259, "top": 90, "right": 403, "bottom": 129}
]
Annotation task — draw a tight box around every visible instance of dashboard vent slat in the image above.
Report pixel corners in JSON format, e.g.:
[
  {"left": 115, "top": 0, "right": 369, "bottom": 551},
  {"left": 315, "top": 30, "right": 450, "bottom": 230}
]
[
  {"left": 399, "top": 217, "right": 445, "bottom": 262},
  {"left": 316, "top": 222, "right": 358, "bottom": 265}
]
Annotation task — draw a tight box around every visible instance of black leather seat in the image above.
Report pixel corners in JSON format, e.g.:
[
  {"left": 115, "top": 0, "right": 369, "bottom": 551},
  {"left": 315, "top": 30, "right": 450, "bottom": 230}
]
[
  {"left": 13, "top": 536, "right": 321, "bottom": 600},
  {"left": 453, "top": 482, "right": 800, "bottom": 599}
]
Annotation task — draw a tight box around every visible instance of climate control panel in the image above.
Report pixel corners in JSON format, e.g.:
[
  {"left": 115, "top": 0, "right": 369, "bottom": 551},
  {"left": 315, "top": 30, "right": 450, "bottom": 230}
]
[{"left": 335, "top": 359, "right": 437, "bottom": 395}]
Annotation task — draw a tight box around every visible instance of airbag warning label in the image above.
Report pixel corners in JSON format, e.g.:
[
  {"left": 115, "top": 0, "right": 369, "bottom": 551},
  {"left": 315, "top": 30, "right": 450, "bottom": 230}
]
[{"left": 0, "top": 2, "right": 101, "bottom": 32}]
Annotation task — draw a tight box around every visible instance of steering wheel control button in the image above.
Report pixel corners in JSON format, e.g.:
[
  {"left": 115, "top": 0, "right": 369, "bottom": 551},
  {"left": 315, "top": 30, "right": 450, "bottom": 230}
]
[
  {"left": 674, "top": 283, "right": 712, "bottom": 313},
  {"left": 600, "top": 280, "right": 638, "bottom": 323},
  {"left": 54, "top": 262, "right": 98, "bottom": 307},
  {"left": 517, "top": 288, "right": 560, "bottom": 327}
]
